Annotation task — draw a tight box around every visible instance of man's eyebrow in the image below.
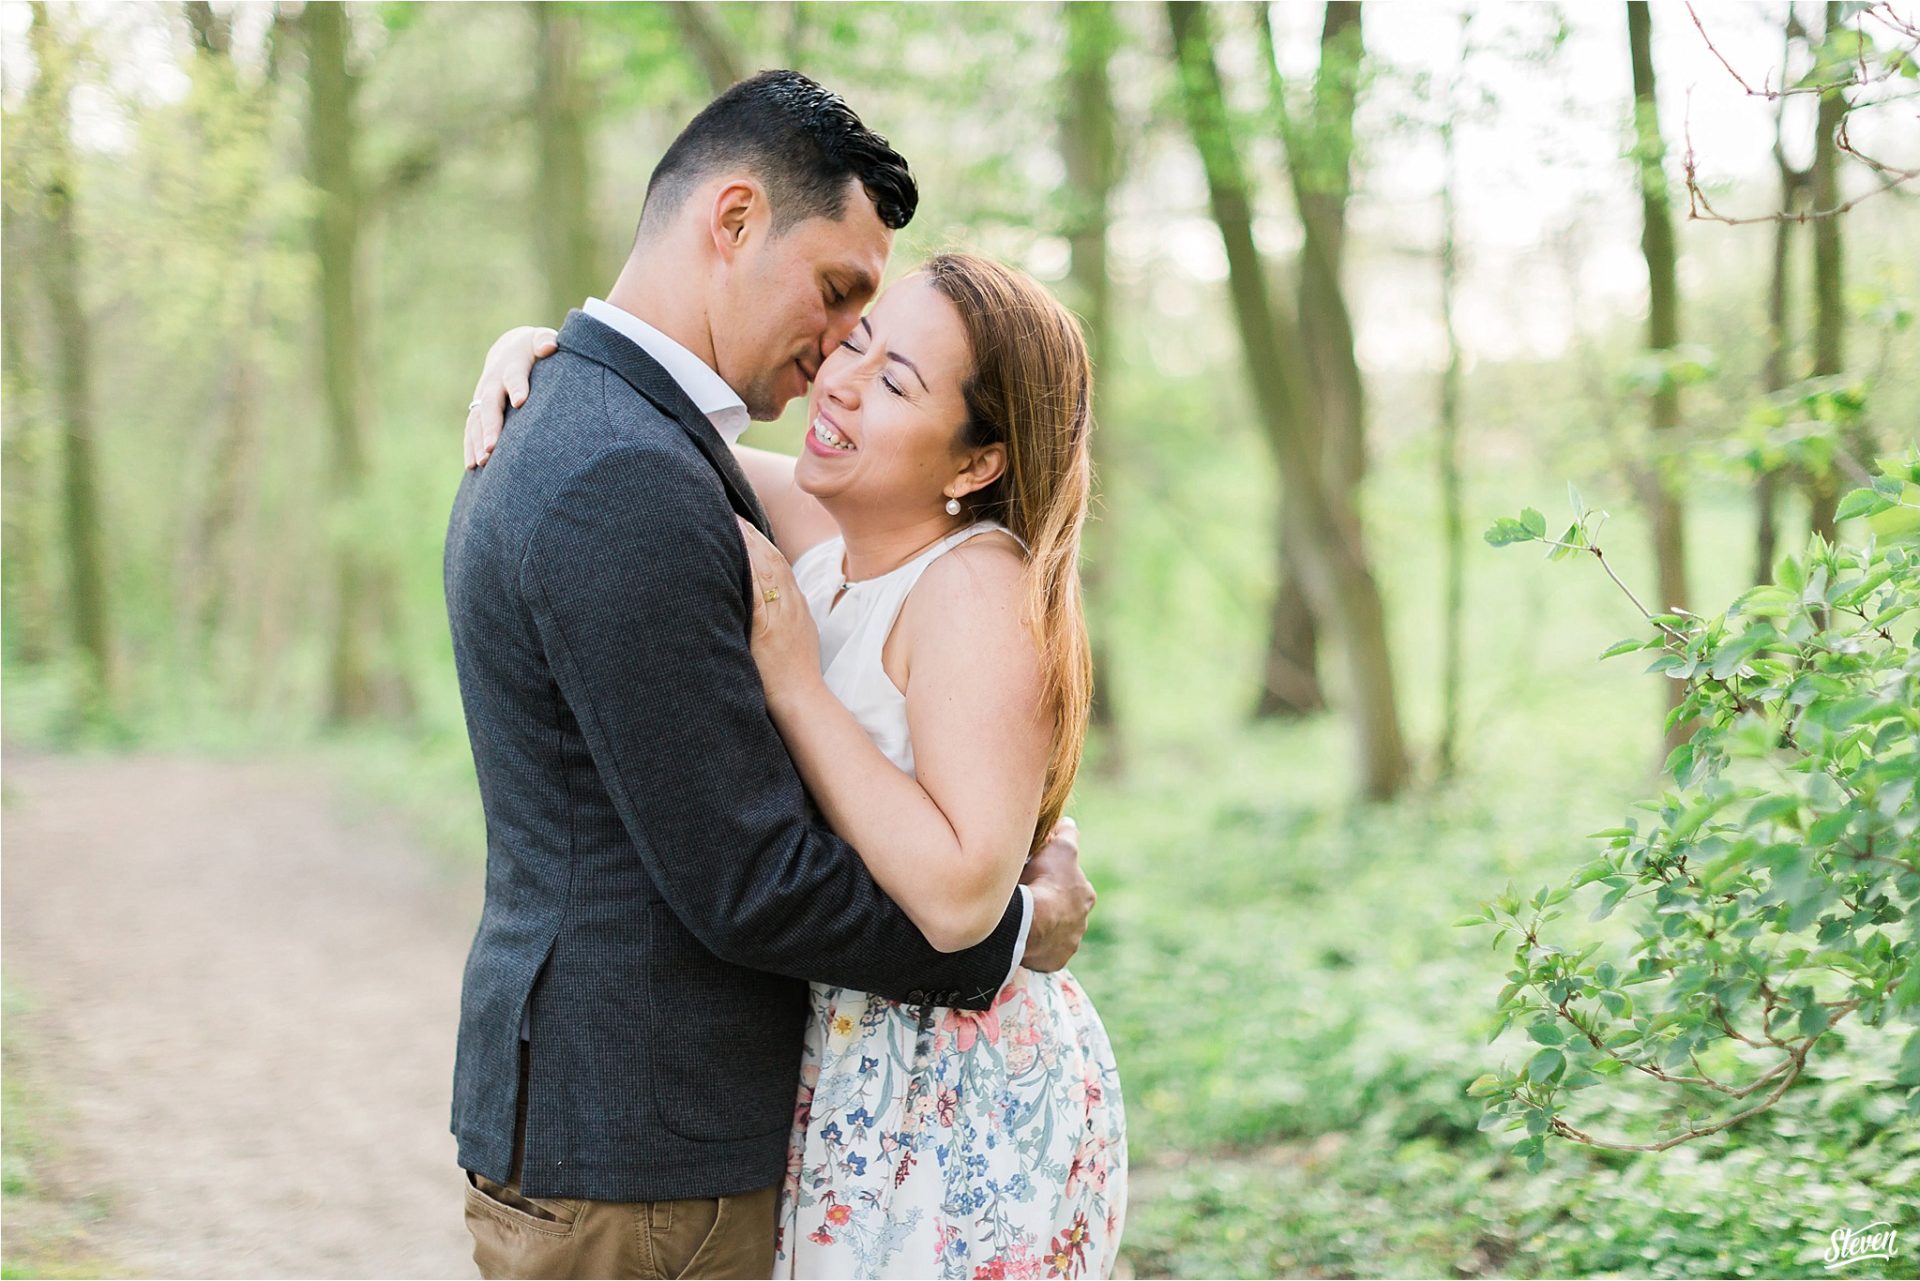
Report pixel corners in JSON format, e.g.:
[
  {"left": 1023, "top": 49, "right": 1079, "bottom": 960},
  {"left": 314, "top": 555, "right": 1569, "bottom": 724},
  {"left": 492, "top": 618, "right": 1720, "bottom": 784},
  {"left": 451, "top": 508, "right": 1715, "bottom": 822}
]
[
  {"left": 859, "top": 319, "right": 929, "bottom": 393},
  {"left": 833, "top": 268, "right": 878, "bottom": 300}
]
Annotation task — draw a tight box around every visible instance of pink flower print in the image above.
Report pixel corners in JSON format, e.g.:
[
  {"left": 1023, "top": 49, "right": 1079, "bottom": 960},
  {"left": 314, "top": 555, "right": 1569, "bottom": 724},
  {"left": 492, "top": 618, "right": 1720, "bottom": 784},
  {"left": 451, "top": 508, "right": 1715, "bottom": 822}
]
[
  {"left": 808, "top": 1227, "right": 835, "bottom": 1246},
  {"left": 825, "top": 1202, "right": 852, "bottom": 1227},
  {"left": 937, "top": 1086, "right": 959, "bottom": 1127},
  {"left": 948, "top": 1005, "right": 1001, "bottom": 1053}
]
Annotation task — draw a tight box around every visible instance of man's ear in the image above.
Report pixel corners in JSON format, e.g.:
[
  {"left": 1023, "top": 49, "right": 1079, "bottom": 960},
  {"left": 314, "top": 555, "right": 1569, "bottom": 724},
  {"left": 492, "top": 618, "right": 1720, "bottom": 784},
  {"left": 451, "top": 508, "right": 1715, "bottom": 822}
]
[
  {"left": 710, "top": 179, "right": 761, "bottom": 263},
  {"left": 953, "top": 443, "right": 1008, "bottom": 499}
]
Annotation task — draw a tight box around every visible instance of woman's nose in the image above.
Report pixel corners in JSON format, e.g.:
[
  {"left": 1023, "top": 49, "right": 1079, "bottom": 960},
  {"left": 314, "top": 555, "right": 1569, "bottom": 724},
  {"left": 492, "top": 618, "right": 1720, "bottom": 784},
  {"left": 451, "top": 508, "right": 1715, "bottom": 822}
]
[{"left": 824, "top": 370, "right": 860, "bottom": 411}]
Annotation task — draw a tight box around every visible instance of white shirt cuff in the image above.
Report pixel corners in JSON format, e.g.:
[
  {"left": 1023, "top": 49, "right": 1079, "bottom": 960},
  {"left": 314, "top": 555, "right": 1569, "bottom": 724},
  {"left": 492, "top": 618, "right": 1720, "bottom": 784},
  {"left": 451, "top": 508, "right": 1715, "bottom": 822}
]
[{"left": 1003, "top": 885, "right": 1034, "bottom": 991}]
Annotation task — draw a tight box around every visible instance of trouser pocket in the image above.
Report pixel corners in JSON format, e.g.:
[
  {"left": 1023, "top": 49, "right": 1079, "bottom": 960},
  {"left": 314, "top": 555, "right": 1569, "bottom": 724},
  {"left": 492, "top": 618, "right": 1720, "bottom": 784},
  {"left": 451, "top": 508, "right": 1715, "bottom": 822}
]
[{"left": 465, "top": 1170, "right": 580, "bottom": 1279}]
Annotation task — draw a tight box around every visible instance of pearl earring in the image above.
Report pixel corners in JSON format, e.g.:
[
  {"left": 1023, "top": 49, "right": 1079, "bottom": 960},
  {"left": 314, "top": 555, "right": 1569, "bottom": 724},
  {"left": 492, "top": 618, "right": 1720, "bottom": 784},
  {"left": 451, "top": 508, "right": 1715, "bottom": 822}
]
[{"left": 945, "top": 496, "right": 962, "bottom": 516}]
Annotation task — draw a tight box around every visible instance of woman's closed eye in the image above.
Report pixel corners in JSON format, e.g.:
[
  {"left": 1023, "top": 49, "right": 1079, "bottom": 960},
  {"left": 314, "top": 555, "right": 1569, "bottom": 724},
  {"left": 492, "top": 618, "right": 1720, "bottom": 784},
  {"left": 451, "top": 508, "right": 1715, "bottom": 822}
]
[{"left": 838, "top": 338, "right": 906, "bottom": 396}]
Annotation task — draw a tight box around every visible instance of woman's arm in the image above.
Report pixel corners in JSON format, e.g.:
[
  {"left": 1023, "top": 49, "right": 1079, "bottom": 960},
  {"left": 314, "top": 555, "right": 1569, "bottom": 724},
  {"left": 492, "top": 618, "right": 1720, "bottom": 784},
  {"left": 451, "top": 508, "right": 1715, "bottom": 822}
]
[
  {"left": 738, "top": 522, "right": 1051, "bottom": 952},
  {"left": 464, "top": 327, "right": 837, "bottom": 560}
]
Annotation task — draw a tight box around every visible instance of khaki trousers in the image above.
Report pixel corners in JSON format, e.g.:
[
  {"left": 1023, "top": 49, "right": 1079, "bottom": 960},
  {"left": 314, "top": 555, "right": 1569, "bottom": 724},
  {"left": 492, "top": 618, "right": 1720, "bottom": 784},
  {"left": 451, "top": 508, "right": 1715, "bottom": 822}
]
[{"left": 464, "top": 1046, "right": 777, "bottom": 1280}]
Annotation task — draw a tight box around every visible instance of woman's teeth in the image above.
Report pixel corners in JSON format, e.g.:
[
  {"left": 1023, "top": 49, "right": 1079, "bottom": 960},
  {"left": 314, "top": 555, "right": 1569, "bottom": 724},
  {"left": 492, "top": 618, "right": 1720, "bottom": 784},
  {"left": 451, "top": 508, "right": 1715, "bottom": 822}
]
[{"left": 814, "top": 417, "right": 855, "bottom": 451}]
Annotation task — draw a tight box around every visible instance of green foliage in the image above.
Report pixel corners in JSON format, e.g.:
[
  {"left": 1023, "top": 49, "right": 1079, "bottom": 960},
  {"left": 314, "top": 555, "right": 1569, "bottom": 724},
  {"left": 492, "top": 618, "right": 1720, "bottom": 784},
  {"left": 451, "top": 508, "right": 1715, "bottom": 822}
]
[{"left": 1473, "top": 454, "right": 1920, "bottom": 1166}]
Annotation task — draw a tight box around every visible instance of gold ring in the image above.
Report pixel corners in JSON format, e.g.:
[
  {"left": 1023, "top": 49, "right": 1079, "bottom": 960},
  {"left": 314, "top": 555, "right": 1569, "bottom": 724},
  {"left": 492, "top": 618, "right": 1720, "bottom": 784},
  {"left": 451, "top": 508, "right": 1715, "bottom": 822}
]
[{"left": 763, "top": 586, "right": 780, "bottom": 603}]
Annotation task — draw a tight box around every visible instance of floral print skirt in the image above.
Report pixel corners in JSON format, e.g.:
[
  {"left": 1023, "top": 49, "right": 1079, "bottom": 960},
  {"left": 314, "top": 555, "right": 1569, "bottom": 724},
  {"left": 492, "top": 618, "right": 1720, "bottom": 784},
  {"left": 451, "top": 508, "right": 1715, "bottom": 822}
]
[{"left": 774, "top": 966, "right": 1126, "bottom": 1279}]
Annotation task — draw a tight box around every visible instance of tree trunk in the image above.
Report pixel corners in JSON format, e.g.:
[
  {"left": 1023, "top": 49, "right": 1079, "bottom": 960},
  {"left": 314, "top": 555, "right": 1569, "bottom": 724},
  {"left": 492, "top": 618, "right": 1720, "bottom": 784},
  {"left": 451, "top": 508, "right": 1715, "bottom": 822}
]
[
  {"left": 1243, "top": 0, "right": 1337, "bottom": 720},
  {"left": 28, "top": 1, "right": 113, "bottom": 709},
  {"left": 533, "top": 3, "right": 598, "bottom": 321},
  {"left": 1255, "top": 524, "right": 1325, "bottom": 718},
  {"left": 1627, "top": 1, "right": 1690, "bottom": 754},
  {"left": 1168, "top": 0, "right": 1408, "bottom": 800},
  {"left": 671, "top": 2, "right": 745, "bottom": 93},
  {"left": 306, "top": 1, "right": 406, "bottom": 723},
  {"left": 1273, "top": 1, "right": 1367, "bottom": 496},
  {"left": 1060, "top": 0, "right": 1124, "bottom": 749},
  {"left": 1250, "top": 0, "right": 1354, "bottom": 719},
  {"left": 172, "top": 14, "right": 272, "bottom": 689},
  {"left": 1, "top": 203, "right": 53, "bottom": 664},
  {"left": 1806, "top": 2, "right": 1848, "bottom": 543},
  {"left": 1757, "top": 11, "right": 1809, "bottom": 583},
  {"left": 1257, "top": 1, "right": 1369, "bottom": 717}
]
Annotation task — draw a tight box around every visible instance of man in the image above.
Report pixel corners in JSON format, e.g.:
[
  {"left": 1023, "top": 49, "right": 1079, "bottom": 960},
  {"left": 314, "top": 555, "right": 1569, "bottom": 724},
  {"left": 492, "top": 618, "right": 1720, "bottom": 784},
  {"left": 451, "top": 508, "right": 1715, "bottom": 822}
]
[{"left": 445, "top": 71, "right": 1096, "bottom": 1279}]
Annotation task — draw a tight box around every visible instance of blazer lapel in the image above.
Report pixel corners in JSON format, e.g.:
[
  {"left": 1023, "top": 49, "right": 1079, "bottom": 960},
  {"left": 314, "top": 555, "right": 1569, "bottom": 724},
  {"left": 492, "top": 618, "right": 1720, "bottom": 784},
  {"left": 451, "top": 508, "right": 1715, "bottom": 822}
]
[{"left": 555, "top": 310, "right": 773, "bottom": 538}]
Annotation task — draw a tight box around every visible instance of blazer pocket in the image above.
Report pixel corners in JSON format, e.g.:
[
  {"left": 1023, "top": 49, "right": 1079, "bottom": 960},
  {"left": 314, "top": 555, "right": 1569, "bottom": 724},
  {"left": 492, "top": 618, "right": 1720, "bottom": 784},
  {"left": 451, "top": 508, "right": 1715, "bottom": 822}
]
[{"left": 646, "top": 903, "right": 805, "bottom": 1142}]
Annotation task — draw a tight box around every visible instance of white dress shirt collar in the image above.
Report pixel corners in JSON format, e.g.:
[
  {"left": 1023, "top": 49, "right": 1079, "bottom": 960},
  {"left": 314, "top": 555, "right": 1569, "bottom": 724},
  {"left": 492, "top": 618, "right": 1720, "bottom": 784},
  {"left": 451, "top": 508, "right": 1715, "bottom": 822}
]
[{"left": 582, "top": 297, "right": 749, "bottom": 445}]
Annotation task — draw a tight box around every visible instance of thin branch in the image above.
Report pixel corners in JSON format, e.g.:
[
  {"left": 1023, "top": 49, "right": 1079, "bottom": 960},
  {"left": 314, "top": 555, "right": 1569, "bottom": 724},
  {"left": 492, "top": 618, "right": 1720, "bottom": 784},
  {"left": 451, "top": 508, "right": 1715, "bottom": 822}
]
[
  {"left": 1685, "top": 2, "right": 1920, "bottom": 100},
  {"left": 1681, "top": 2, "right": 1920, "bottom": 224},
  {"left": 1548, "top": 1045, "right": 1806, "bottom": 1151}
]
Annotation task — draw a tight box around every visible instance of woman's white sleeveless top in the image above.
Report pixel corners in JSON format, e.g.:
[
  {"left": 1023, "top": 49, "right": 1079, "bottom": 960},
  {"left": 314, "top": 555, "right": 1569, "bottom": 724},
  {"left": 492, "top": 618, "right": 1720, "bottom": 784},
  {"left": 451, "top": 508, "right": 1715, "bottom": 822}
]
[{"left": 788, "top": 520, "right": 1014, "bottom": 777}]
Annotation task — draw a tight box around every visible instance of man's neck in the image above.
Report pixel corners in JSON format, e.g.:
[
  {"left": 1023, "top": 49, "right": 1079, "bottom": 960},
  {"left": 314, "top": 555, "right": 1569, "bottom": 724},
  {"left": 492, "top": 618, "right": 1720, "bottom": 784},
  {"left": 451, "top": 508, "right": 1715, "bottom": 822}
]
[{"left": 603, "top": 249, "right": 716, "bottom": 372}]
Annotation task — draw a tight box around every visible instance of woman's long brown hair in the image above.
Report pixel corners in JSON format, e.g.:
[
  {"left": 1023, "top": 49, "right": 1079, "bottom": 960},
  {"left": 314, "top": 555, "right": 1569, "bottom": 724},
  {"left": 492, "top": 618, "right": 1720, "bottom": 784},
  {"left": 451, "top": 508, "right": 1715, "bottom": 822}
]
[{"left": 921, "top": 253, "right": 1094, "bottom": 856}]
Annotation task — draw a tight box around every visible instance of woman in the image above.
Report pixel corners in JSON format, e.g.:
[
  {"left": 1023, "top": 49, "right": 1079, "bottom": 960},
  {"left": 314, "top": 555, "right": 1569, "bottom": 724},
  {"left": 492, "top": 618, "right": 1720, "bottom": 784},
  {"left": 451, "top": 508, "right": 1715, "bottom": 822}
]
[{"left": 467, "top": 254, "right": 1125, "bottom": 1280}]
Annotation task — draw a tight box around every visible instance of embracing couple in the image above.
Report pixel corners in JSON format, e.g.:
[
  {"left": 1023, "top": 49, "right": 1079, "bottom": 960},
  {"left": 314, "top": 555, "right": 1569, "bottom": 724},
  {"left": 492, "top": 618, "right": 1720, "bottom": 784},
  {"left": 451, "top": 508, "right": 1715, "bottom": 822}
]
[{"left": 445, "top": 71, "right": 1125, "bottom": 1280}]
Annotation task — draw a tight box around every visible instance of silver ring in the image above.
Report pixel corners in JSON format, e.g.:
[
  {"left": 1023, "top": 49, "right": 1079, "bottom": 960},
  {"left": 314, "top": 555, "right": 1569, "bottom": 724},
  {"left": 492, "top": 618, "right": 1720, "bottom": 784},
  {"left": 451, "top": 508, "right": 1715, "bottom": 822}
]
[{"left": 468, "top": 399, "right": 483, "bottom": 412}]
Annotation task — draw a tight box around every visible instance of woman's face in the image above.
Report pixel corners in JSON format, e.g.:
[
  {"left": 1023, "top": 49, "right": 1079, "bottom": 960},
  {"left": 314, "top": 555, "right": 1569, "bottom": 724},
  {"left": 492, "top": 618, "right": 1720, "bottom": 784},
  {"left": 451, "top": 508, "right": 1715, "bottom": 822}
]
[{"left": 793, "top": 273, "right": 978, "bottom": 519}]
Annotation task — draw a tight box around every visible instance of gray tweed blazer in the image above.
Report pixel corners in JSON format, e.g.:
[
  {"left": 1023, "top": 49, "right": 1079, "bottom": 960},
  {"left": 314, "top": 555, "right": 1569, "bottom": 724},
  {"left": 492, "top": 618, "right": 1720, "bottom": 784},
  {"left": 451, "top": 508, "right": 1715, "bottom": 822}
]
[{"left": 444, "top": 311, "right": 1024, "bottom": 1201}]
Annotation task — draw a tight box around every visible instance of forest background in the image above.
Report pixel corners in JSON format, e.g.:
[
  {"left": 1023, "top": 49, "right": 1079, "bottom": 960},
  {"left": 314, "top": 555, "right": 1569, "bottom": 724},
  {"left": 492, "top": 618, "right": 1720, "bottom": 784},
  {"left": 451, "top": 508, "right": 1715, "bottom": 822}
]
[{"left": 3, "top": 2, "right": 1918, "bottom": 1278}]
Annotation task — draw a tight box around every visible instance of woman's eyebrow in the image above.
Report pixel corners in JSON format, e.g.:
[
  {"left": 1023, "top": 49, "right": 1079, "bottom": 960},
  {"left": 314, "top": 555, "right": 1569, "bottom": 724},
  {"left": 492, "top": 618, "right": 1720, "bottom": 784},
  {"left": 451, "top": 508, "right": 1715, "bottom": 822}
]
[{"left": 859, "top": 317, "right": 930, "bottom": 392}]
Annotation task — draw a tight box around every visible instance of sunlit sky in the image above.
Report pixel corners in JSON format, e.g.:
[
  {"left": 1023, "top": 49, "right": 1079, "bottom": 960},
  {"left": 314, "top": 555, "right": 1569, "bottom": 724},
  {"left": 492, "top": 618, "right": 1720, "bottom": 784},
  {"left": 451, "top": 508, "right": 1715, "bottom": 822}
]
[{"left": 4, "top": 1, "right": 1915, "bottom": 372}]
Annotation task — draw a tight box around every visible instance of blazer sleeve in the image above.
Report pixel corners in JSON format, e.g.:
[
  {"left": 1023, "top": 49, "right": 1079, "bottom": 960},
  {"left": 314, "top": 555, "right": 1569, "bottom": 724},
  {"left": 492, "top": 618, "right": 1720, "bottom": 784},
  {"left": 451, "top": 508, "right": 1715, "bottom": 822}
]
[{"left": 521, "top": 439, "right": 1022, "bottom": 1010}]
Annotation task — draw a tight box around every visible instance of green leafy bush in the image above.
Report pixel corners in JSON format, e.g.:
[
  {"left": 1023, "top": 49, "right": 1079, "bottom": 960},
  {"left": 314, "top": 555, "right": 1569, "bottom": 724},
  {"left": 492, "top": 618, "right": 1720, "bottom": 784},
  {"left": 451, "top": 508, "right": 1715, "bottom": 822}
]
[{"left": 1468, "top": 454, "right": 1920, "bottom": 1169}]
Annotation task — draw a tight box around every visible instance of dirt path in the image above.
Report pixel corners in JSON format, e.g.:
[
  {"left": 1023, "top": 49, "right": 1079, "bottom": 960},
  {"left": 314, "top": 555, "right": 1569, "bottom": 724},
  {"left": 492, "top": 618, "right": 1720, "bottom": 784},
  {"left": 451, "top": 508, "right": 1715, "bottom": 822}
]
[{"left": 3, "top": 749, "right": 482, "bottom": 1278}]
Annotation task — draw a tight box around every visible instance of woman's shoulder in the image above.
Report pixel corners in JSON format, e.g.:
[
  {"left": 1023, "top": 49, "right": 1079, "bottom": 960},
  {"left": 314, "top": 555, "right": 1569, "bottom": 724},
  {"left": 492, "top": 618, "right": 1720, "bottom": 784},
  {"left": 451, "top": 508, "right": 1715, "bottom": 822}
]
[{"left": 899, "top": 528, "right": 1029, "bottom": 635}]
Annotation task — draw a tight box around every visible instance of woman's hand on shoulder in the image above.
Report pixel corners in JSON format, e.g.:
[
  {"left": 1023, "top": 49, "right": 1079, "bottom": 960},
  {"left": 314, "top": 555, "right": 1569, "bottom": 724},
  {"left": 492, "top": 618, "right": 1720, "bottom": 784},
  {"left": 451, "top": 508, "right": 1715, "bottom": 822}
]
[{"left": 464, "top": 325, "right": 559, "bottom": 470}]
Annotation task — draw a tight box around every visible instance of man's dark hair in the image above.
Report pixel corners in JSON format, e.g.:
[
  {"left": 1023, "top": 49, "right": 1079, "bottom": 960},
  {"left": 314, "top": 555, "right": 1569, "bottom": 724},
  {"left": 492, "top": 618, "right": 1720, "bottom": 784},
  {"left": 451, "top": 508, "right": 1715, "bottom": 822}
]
[{"left": 640, "top": 70, "right": 918, "bottom": 237}]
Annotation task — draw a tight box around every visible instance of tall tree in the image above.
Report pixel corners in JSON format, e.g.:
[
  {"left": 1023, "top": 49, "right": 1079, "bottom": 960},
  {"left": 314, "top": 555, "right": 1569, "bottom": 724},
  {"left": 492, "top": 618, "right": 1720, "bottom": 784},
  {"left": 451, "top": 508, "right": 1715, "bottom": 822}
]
[
  {"left": 533, "top": 3, "right": 599, "bottom": 320},
  {"left": 1626, "top": 0, "right": 1690, "bottom": 750},
  {"left": 1167, "top": 0, "right": 1409, "bottom": 799},
  {"left": 1269, "top": 2, "right": 1366, "bottom": 494},
  {"left": 1, "top": 175, "right": 52, "bottom": 665},
  {"left": 1059, "top": 0, "right": 1124, "bottom": 746},
  {"left": 25, "top": 1, "right": 114, "bottom": 709},
  {"left": 305, "top": 0, "right": 407, "bottom": 722},
  {"left": 1756, "top": 9, "right": 1811, "bottom": 582},
  {"left": 171, "top": 1, "right": 282, "bottom": 683},
  {"left": 1246, "top": 1, "right": 1370, "bottom": 719},
  {"left": 1805, "top": 1, "right": 1850, "bottom": 543}
]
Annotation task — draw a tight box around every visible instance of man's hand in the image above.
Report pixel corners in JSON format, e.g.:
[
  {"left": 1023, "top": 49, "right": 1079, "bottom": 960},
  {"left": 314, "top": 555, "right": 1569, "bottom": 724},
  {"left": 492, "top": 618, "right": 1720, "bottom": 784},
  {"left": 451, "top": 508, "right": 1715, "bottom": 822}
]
[{"left": 1018, "top": 816, "right": 1096, "bottom": 972}]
